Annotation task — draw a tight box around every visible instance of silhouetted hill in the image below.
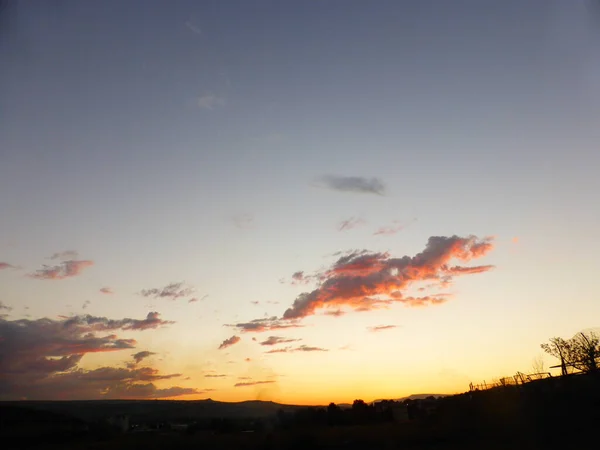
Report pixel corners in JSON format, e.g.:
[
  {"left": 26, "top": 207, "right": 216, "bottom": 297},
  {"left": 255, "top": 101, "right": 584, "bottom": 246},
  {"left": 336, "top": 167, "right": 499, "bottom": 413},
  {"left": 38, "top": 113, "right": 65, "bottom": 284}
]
[{"left": 0, "top": 399, "right": 308, "bottom": 423}]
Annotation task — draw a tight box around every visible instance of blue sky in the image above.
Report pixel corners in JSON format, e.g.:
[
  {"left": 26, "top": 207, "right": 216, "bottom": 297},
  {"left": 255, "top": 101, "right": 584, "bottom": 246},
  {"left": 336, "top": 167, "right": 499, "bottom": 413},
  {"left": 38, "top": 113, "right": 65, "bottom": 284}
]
[{"left": 1, "top": 0, "right": 599, "bottom": 403}]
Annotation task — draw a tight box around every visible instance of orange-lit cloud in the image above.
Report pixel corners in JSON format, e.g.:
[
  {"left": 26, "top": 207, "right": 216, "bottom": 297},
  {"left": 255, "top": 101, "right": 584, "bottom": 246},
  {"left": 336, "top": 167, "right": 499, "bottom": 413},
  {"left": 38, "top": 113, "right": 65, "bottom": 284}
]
[
  {"left": 512, "top": 237, "right": 519, "bottom": 244},
  {"left": 226, "top": 316, "right": 303, "bottom": 333},
  {"left": 281, "top": 235, "right": 494, "bottom": 319},
  {"left": 234, "top": 380, "right": 275, "bottom": 387},
  {"left": 338, "top": 217, "right": 365, "bottom": 231},
  {"left": 218, "top": 335, "right": 241, "bottom": 350},
  {"left": 99, "top": 287, "right": 113, "bottom": 294},
  {"left": 367, "top": 325, "right": 397, "bottom": 332},
  {"left": 259, "top": 336, "right": 302, "bottom": 346},
  {"left": 140, "top": 282, "right": 194, "bottom": 301},
  {"left": 204, "top": 374, "right": 227, "bottom": 378},
  {"left": 29, "top": 259, "right": 94, "bottom": 280}
]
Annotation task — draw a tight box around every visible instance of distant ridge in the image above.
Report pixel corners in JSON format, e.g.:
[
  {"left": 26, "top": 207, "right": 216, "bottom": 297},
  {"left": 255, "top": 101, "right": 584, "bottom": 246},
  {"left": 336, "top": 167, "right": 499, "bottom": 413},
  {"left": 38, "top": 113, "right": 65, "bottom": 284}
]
[{"left": 372, "top": 394, "right": 446, "bottom": 403}]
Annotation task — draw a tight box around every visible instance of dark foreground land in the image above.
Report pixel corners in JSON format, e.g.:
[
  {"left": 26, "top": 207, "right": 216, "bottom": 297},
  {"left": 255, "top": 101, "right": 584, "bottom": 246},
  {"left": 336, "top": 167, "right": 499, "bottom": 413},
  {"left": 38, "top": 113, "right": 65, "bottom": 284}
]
[{"left": 2, "top": 373, "right": 600, "bottom": 449}]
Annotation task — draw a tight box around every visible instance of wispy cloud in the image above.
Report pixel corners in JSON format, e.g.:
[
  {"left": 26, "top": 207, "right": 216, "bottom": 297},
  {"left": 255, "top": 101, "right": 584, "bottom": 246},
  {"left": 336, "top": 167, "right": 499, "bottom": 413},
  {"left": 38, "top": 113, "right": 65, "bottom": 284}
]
[
  {"left": 140, "top": 282, "right": 194, "bottom": 301},
  {"left": 368, "top": 325, "right": 397, "bottom": 332},
  {"left": 225, "top": 316, "right": 303, "bottom": 333},
  {"left": 314, "top": 175, "right": 386, "bottom": 196},
  {"left": 266, "top": 345, "right": 328, "bottom": 354},
  {"left": 259, "top": 336, "right": 301, "bottom": 346},
  {"left": 198, "top": 93, "right": 226, "bottom": 110},
  {"left": 0, "top": 262, "right": 17, "bottom": 270},
  {"left": 281, "top": 235, "right": 495, "bottom": 319},
  {"left": 338, "top": 217, "right": 365, "bottom": 231},
  {"left": 99, "top": 287, "right": 113, "bottom": 295},
  {"left": 204, "top": 374, "right": 227, "bottom": 378},
  {"left": 373, "top": 218, "right": 417, "bottom": 236},
  {"left": 219, "top": 335, "right": 241, "bottom": 350},
  {"left": 29, "top": 260, "right": 94, "bottom": 280},
  {"left": 234, "top": 380, "right": 275, "bottom": 387},
  {"left": 185, "top": 20, "right": 202, "bottom": 35},
  {"left": 232, "top": 213, "right": 254, "bottom": 229},
  {"left": 132, "top": 351, "right": 156, "bottom": 364},
  {"left": 82, "top": 300, "right": 91, "bottom": 310}
]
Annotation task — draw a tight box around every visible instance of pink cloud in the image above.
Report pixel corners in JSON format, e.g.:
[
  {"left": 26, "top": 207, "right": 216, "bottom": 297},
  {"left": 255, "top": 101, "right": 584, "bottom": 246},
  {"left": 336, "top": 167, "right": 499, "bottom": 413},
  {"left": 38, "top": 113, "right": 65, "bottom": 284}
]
[
  {"left": 29, "top": 260, "right": 94, "bottom": 280},
  {"left": 281, "top": 235, "right": 494, "bottom": 319},
  {"left": 99, "top": 287, "right": 113, "bottom": 295}
]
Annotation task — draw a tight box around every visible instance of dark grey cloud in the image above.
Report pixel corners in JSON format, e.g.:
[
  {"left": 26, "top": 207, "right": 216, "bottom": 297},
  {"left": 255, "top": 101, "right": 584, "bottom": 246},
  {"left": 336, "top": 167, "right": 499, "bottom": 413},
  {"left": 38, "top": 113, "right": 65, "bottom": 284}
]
[
  {"left": 49, "top": 250, "right": 79, "bottom": 260},
  {"left": 139, "top": 282, "right": 194, "bottom": 301},
  {"left": 259, "top": 336, "right": 301, "bottom": 346},
  {"left": 316, "top": 175, "right": 386, "bottom": 195},
  {"left": 265, "top": 344, "right": 328, "bottom": 354},
  {"left": 367, "top": 325, "right": 397, "bottom": 332},
  {"left": 218, "top": 335, "right": 241, "bottom": 350},
  {"left": 0, "top": 313, "right": 190, "bottom": 400},
  {"left": 132, "top": 351, "right": 156, "bottom": 364},
  {"left": 225, "top": 316, "right": 303, "bottom": 333},
  {"left": 234, "top": 380, "right": 275, "bottom": 387}
]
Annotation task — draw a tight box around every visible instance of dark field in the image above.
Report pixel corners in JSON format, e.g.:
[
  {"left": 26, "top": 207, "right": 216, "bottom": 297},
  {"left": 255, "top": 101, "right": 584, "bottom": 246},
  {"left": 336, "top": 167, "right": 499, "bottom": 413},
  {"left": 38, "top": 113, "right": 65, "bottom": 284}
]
[{"left": 2, "top": 373, "right": 599, "bottom": 449}]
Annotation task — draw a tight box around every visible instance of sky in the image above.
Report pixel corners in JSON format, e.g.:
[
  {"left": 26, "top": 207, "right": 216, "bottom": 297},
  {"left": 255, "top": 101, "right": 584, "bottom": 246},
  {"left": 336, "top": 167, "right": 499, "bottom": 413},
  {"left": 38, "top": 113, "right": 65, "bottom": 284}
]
[{"left": 1, "top": 0, "right": 599, "bottom": 405}]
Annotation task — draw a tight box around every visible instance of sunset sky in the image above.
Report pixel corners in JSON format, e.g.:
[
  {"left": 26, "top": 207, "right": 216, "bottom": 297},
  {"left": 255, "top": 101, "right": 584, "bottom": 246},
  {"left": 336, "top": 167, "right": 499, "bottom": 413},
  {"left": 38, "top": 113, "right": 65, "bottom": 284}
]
[{"left": 1, "top": 0, "right": 599, "bottom": 405}]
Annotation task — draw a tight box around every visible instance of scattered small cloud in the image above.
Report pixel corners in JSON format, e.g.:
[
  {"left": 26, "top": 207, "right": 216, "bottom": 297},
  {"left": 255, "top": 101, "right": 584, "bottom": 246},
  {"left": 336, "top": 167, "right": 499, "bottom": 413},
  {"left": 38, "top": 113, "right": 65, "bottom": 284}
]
[
  {"left": 198, "top": 93, "right": 226, "bottom": 110},
  {"left": 132, "top": 351, "right": 157, "bottom": 364},
  {"left": 512, "top": 237, "right": 520, "bottom": 244},
  {"left": 29, "top": 259, "right": 94, "bottom": 280},
  {"left": 368, "top": 325, "right": 397, "bottom": 332},
  {"left": 204, "top": 374, "right": 227, "bottom": 378},
  {"left": 140, "top": 282, "right": 194, "bottom": 301},
  {"left": 251, "top": 301, "right": 260, "bottom": 305},
  {"left": 49, "top": 250, "right": 78, "bottom": 260},
  {"left": 234, "top": 380, "right": 275, "bottom": 387},
  {"left": 244, "top": 358, "right": 251, "bottom": 362},
  {"left": 323, "top": 309, "right": 345, "bottom": 317},
  {"left": 99, "top": 287, "right": 113, "bottom": 295},
  {"left": 0, "top": 262, "right": 17, "bottom": 270},
  {"left": 259, "top": 336, "right": 302, "bottom": 346},
  {"left": 219, "top": 335, "right": 241, "bottom": 350},
  {"left": 314, "top": 175, "right": 386, "bottom": 196},
  {"left": 225, "top": 316, "right": 303, "bottom": 333},
  {"left": 82, "top": 300, "right": 91, "bottom": 310},
  {"left": 338, "top": 217, "right": 365, "bottom": 231}
]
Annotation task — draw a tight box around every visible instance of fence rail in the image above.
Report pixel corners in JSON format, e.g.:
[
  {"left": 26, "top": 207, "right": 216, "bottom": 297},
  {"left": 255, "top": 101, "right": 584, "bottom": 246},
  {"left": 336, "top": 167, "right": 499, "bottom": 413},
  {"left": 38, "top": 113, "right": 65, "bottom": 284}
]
[{"left": 469, "top": 372, "right": 552, "bottom": 392}]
